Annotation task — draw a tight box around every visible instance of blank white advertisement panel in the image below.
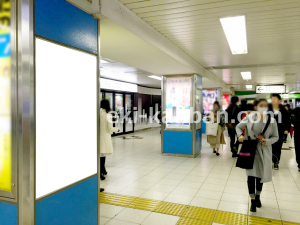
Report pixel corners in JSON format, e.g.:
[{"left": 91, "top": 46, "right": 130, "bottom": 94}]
[{"left": 36, "top": 38, "right": 97, "bottom": 199}]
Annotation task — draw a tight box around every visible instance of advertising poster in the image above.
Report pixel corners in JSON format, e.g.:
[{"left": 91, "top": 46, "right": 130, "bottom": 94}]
[
  {"left": 166, "top": 77, "right": 191, "bottom": 129},
  {"left": 222, "top": 94, "right": 230, "bottom": 110},
  {"left": 195, "top": 89, "right": 202, "bottom": 130},
  {"left": 0, "top": 0, "right": 11, "bottom": 192},
  {"left": 203, "top": 89, "right": 218, "bottom": 115}
]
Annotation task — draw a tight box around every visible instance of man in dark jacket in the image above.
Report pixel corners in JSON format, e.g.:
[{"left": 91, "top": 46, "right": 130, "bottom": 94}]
[
  {"left": 269, "top": 94, "right": 291, "bottom": 170},
  {"left": 291, "top": 107, "right": 300, "bottom": 172},
  {"left": 226, "top": 96, "right": 241, "bottom": 157}
]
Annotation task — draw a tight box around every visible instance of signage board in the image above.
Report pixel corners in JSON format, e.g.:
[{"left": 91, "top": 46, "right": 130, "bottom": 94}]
[
  {"left": 166, "top": 77, "right": 191, "bottom": 129},
  {"left": 100, "top": 78, "right": 137, "bottom": 93},
  {"left": 281, "top": 93, "right": 300, "bottom": 99},
  {"left": 0, "top": 0, "right": 12, "bottom": 193},
  {"left": 256, "top": 85, "right": 285, "bottom": 94}
]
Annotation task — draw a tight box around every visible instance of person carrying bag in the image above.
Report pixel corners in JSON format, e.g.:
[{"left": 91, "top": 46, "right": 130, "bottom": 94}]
[
  {"left": 207, "top": 101, "right": 226, "bottom": 156},
  {"left": 236, "top": 114, "right": 271, "bottom": 169},
  {"left": 235, "top": 99, "right": 279, "bottom": 213}
]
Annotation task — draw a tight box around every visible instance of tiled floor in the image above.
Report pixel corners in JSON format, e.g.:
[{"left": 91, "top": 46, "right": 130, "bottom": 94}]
[{"left": 100, "top": 128, "right": 300, "bottom": 225}]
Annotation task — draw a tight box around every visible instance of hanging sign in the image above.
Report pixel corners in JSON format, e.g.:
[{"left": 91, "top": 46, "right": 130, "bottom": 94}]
[{"left": 256, "top": 85, "right": 285, "bottom": 94}]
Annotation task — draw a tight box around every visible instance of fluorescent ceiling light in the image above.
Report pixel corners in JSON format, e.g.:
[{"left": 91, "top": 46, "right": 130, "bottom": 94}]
[
  {"left": 100, "top": 59, "right": 110, "bottom": 64},
  {"left": 220, "top": 15, "right": 248, "bottom": 54},
  {"left": 148, "top": 75, "right": 162, "bottom": 80},
  {"left": 246, "top": 85, "right": 252, "bottom": 89},
  {"left": 241, "top": 72, "right": 251, "bottom": 80}
]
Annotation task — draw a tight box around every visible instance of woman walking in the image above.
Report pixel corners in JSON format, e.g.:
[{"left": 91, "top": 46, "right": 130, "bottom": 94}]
[
  {"left": 236, "top": 99, "right": 279, "bottom": 212},
  {"left": 100, "top": 99, "right": 119, "bottom": 180},
  {"left": 207, "top": 101, "right": 226, "bottom": 156}
]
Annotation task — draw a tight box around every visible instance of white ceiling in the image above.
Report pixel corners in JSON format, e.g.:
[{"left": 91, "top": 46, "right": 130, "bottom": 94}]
[
  {"left": 117, "top": 0, "right": 300, "bottom": 92},
  {"left": 100, "top": 18, "right": 225, "bottom": 89},
  {"left": 100, "top": 20, "right": 195, "bottom": 77}
]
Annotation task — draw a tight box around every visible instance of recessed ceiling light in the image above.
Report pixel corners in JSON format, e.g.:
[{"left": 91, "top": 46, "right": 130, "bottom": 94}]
[
  {"left": 100, "top": 59, "right": 110, "bottom": 64},
  {"left": 246, "top": 85, "right": 252, "bottom": 89},
  {"left": 220, "top": 15, "right": 248, "bottom": 54},
  {"left": 148, "top": 75, "right": 162, "bottom": 80},
  {"left": 241, "top": 72, "right": 251, "bottom": 80}
]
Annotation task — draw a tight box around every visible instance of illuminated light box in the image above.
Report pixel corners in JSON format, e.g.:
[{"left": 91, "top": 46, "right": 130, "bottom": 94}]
[
  {"left": 35, "top": 38, "right": 97, "bottom": 199},
  {"left": 100, "top": 78, "right": 137, "bottom": 93},
  {"left": 165, "top": 77, "right": 191, "bottom": 129}
]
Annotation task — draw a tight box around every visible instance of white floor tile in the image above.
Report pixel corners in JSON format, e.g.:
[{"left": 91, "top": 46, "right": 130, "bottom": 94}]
[
  {"left": 141, "top": 212, "right": 180, "bottom": 225},
  {"left": 190, "top": 197, "right": 220, "bottom": 209},
  {"left": 218, "top": 201, "right": 249, "bottom": 215},
  {"left": 249, "top": 207, "right": 281, "bottom": 220},
  {"left": 171, "top": 186, "right": 199, "bottom": 197},
  {"left": 149, "top": 184, "right": 176, "bottom": 193},
  {"left": 164, "top": 193, "right": 193, "bottom": 205},
  {"left": 280, "top": 209, "right": 300, "bottom": 223},
  {"left": 221, "top": 193, "right": 249, "bottom": 205},
  {"left": 114, "top": 208, "right": 151, "bottom": 224},
  {"left": 99, "top": 204, "right": 125, "bottom": 218},
  {"left": 106, "top": 218, "right": 139, "bottom": 225},
  {"left": 278, "top": 200, "right": 300, "bottom": 212},
  {"left": 195, "top": 190, "right": 223, "bottom": 200},
  {"left": 100, "top": 217, "right": 110, "bottom": 225},
  {"left": 141, "top": 190, "right": 169, "bottom": 201}
]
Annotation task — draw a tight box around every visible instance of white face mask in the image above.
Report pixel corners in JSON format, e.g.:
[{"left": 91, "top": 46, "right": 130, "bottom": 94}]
[{"left": 257, "top": 107, "right": 268, "bottom": 115}]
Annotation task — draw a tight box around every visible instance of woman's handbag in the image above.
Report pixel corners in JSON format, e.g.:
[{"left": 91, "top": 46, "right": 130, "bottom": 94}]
[
  {"left": 235, "top": 139, "right": 258, "bottom": 169},
  {"left": 206, "top": 122, "right": 218, "bottom": 136},
  {"left": 236, "top": 115, "right": 271, "bottom": 169}
]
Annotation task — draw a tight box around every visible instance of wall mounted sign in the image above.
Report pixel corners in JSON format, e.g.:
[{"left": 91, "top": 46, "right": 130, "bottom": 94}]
[
  {"left": 256, "top": 85, "right": 285, "bottom": 94},
  {"left": 100, "top": 78, "right": 137, "bottom": 93}
]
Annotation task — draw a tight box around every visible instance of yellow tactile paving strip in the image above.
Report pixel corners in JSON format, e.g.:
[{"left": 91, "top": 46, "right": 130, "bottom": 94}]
[{"left": 100, "top": 192, "right": 300, "bottom": 225}]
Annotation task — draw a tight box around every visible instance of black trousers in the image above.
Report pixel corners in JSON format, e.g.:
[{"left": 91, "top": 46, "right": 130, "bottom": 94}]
[
  {"left": 272, "top": 139, "right": 283, "bottom": 164},
  {"left": 247, "top": 176, "right": 263, "bottom": 197},
  {"left": 294, "top": 128, "right": 300, "bottom": 169},
  {"left": 100, "top": 157, "right": 106, "bottom": 175},
  {"left": 228, "top": 128, "right": 238, "bottom": 153}
]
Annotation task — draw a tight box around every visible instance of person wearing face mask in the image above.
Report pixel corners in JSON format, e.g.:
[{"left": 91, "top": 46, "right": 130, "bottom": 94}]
[
  {"left": 236, "top": 98, "right": 279, "bottom": 212},
  {"left": 269, "top": 94, "right": 291, "bottom": 170},
  {"left": 207, "top": 101, "right": 226, "bottom": 156}
]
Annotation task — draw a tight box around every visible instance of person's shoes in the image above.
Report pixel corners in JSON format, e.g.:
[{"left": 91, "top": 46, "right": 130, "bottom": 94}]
[
  {"left": 216, "top": 153, "right": 220, "bottom": 156},
  {"left": 256, "top": 196, "right": 262, "bottom": 208},
  {"left": 250, "top": 199, "right": 257, "bottom": 212},
  {"left": 100, "top": 188, "right": 105, "bottom": 192},
  {"left": 213, "top": 150, "right": 216, "bottom": 153},
  {"left": 103, "top": 171, "right": 107, "bottom": 176},
  {"left": 274, "top": 163, "right": 279, "bottom": 170},
  {"left": 100, "top": 175, "right": 106, "bottom": 180}
]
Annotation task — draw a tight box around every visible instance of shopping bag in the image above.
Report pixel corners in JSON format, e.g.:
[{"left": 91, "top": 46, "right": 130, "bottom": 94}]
[
  {"left": 206, "top": 122, "right": 218, "bottom": 136},
  {"left": 236, "top": 139, "right": 258, "bottom": 169}
]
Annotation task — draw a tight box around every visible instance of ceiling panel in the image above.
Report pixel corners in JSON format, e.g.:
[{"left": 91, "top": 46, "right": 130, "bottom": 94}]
[
  {"left": 138, "top": 0, "right": 299, "bottom": 22},
  {"left": 116, "top": 0, "right": 300, "bottom": 92}
]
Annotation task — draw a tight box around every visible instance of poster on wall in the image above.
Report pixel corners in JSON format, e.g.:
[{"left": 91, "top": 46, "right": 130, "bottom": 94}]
[
  {"left": 222, "top": 94, "right": 230, "bottom": 110},
  {"left": 166, "top": 77, "right": 191, "bottom": 129},
  {"left": 203, "top": 89, "right": 218, "bottom": 115},
  {"left": 0, "top": 0, "right": 12, "bottom": 192}
]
